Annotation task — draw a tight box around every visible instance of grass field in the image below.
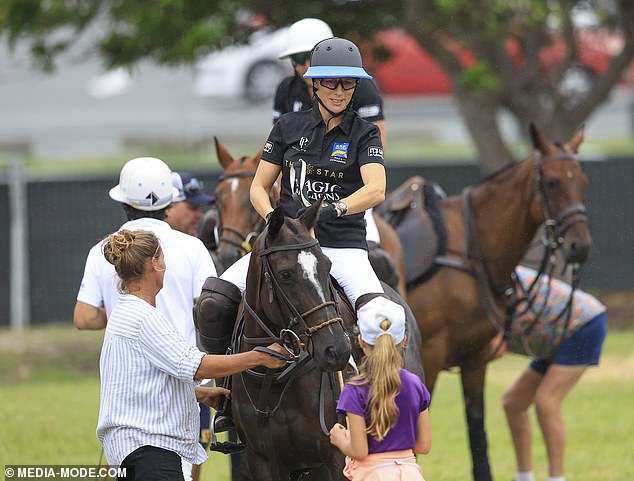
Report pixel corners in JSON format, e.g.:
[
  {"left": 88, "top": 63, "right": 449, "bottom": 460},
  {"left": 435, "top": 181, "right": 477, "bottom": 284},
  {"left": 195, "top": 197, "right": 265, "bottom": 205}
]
[{"left": 0, "top": 324, "right": 632, "bottom": 480}]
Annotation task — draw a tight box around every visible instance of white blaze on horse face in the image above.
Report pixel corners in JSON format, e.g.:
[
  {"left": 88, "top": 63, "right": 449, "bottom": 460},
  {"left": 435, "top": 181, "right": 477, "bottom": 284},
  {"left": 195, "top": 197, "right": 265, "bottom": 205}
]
[
  {"left": 567, "top": 170, "right": 574, "bottom": 179},
  {"left": 297, "top": 251, "right": 326, "bottom": 302},
  {"left": 230, "top": 178, "right": 239, "bottom": 193}
]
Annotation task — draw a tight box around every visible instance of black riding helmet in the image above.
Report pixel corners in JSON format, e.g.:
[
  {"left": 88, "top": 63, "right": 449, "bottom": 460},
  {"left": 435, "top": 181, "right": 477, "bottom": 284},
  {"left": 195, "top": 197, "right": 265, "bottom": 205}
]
[
  {"left": 304, "top": 37, "right": 372, "bottom": 119},
  {"left": 304, "top": 37, "right": 372, "bottom": 79}
]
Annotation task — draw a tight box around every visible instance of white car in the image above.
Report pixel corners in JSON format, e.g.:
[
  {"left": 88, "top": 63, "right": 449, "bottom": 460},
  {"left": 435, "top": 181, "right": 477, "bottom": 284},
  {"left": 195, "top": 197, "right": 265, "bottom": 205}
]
[{"left": 193, "top": 26, "right": 293, "bottom": 103}]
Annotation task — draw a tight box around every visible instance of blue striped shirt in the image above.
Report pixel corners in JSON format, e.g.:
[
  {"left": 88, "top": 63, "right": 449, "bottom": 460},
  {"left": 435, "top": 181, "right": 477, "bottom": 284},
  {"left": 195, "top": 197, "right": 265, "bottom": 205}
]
[{"left": 96, "top": 294, "right": 207, "bottom": 466}]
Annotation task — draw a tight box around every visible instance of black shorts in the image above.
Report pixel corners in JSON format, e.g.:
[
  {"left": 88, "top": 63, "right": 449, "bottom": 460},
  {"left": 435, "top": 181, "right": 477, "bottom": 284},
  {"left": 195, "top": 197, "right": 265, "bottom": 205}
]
[{"left": 120, "top": 445, "right": 183, "bottom": 481}]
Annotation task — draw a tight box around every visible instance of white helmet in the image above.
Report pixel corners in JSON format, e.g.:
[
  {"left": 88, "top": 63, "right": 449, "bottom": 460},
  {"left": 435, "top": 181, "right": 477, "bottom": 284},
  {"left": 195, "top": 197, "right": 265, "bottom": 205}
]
[
  {"left": 278, "top": 18, "right": 333, "bottom": 59},
  {"left": 109, "top": 157, "right": 179, "bottom": 211}
]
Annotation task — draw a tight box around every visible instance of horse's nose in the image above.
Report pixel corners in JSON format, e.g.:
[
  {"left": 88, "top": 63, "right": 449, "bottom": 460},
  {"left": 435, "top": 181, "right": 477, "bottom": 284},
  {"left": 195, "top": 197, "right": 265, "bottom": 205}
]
[
  {"left": 323, "top": 346, "right": 338, "bottom": 365},
  {"left": 566, "top": 239, "right": 591, "bottom": 263}
]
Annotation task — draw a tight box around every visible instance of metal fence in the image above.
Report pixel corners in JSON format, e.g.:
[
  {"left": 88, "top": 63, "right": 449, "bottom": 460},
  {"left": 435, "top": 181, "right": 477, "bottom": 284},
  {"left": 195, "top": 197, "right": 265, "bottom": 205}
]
[{"left": 0, "top": 157, "right": 632, "bottom": 327}]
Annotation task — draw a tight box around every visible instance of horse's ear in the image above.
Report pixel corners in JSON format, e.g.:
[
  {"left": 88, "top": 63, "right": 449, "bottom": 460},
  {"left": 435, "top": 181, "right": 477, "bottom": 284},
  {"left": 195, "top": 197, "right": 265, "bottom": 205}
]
[
  {"left": 299, "top": 198, "right": 322, "bottom": 231},
  {"left": 214, "top": 136, "right": 234, "bottom": 170},
  {"left": 567, "top": 124, "right": 585, "bottom": 154},
  {"left": 267, "top": 206, "right": 285, "bottom": 239},
  {"left": 529, "top": 123, "right": 549, "bottom": 154}
]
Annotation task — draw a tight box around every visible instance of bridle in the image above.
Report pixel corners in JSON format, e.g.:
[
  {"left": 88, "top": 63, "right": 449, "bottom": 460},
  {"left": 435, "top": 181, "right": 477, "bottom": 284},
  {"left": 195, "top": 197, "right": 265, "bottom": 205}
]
[
  {"left": 533, "top": 149, "right": 588, "bottom": 252},
  {"left": 241, "top": 229, "right": 343, "bottom": 356},
  {"left": 215, "top": 169, "right": 261, "bottom": 256}
]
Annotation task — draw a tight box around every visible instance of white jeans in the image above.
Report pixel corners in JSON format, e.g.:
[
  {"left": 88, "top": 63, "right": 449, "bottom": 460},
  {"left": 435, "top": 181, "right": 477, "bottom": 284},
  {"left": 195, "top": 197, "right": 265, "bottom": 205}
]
[
  {"left": 364, "top": 208, "right": 380, "bottom": 244},
  {"left": 181, "top": 460, "right": 192, "bottom": 481},
  {"left": 220, "top": 246, "right": 383, "bottom": 307}
]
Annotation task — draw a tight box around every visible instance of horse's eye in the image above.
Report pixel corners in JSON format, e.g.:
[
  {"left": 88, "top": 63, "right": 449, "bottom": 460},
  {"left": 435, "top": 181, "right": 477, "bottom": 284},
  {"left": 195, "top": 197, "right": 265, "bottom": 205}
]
[{"left": 278, "top": 270, "right": 293, "bottom": 282}]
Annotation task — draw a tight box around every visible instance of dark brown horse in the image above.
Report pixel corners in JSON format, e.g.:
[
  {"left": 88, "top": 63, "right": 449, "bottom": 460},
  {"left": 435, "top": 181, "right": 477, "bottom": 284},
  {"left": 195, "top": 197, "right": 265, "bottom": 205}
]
[
  {"left": 208, "top": 138, "right": 424, "bottom": 481},
  {"left": 231, "top": 201, "right": 350, "bottom": 481},
  {"left": 381, "top": 124, "right": 591, "bottom": 481},
  {"left": 210, "top": 137, "right": 408, "bottom": 297}
]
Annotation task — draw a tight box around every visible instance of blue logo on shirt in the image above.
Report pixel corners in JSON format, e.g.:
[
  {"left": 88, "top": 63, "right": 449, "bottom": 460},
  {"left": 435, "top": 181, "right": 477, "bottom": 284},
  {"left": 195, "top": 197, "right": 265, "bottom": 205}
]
[{"left": 331, "top": 142, "right": 349, "bottom": 162}]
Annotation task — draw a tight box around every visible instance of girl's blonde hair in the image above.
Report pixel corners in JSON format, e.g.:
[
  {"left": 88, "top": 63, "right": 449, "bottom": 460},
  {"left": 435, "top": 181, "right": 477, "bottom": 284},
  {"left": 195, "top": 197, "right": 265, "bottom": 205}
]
[
  {"left": 354, "top": 318, "right": 404, "bottom": 441},
  {"left": 102, "top": 229, "right": 161, "bottom": 292}
]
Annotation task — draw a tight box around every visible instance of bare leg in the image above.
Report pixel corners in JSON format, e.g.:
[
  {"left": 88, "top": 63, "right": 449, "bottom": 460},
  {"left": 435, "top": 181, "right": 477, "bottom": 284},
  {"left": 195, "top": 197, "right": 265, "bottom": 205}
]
[
  {"left": 502, "top": 367, "right": 542, "bottom": 472},
  {"left": 534, "top": 364, "right": 586, "bottom": 477},
  {"left": 191, "top": 464, "right": 201, "bottom": 481}
]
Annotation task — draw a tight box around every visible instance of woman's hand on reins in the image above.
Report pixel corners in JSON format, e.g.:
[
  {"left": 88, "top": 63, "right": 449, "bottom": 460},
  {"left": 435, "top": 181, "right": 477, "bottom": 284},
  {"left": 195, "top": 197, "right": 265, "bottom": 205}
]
[
  {"left": 195, "top": 386, "right": 231, "bottom": 410},
  {"left": 259, "top": 343, "right": 288, "bottom": 369}
]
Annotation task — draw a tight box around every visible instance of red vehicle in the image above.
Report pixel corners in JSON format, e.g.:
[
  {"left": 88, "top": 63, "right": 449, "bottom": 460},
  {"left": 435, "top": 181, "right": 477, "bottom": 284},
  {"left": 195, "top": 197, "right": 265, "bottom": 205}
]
[{"left": 364, "top": 28, "right": 634, "bottom": 96}]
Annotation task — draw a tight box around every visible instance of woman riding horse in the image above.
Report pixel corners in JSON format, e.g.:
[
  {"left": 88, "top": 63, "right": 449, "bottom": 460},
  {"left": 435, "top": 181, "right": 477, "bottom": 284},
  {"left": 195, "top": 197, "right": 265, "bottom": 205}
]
[{"left": 195, "top": 37, "right": 398, "bottom": 373}]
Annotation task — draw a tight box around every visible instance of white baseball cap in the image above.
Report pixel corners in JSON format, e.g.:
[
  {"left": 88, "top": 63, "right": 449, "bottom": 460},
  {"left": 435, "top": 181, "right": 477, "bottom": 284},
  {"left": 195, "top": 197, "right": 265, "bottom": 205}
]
[
  {"left": 278, "top": 18, "right": 333, "bottom": 59},
  {"left": 109, "top": 157, "right": 179, "bottom": 211},
  {"left": 357, "top": 296, "right": 406, "bottom": 345}
]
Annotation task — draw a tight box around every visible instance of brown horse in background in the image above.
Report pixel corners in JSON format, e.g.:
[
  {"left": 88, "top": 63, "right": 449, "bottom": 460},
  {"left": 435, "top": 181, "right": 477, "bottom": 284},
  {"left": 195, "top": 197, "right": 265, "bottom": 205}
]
[
  {"left": 380, "top": 124, "right": 591, "bottom": 481},
  {"left": 211, "top": 137, "right": 407, "bottom": 297}
]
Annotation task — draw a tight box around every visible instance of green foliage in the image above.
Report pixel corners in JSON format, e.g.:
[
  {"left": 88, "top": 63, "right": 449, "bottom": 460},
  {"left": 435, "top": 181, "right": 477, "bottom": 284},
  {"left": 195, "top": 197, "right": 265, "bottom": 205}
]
[{"left": 458, "top": 60, "right": 502, "bottom": 91}]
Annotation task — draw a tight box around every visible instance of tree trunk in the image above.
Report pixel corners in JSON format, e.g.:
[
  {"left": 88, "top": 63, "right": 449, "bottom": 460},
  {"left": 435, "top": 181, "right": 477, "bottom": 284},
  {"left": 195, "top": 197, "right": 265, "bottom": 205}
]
[{"left": 455, "top": 90, "right": 517, "bottom": 174}]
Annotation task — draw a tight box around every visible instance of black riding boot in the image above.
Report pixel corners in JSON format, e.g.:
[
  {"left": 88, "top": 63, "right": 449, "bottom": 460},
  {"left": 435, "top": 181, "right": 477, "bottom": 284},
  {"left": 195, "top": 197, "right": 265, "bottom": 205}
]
[
  {"left": 194, "top": 277, "right": 242, "bottom": 443},
  {"left": 354, "top": 292, "right": 385, "bottom": 312}
]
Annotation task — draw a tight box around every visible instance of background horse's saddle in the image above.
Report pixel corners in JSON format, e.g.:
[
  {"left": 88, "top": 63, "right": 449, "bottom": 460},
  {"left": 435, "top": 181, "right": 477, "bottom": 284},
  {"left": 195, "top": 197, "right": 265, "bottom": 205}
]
[{"left": 376, "top": 176, "right": 447, "bottom": 286}]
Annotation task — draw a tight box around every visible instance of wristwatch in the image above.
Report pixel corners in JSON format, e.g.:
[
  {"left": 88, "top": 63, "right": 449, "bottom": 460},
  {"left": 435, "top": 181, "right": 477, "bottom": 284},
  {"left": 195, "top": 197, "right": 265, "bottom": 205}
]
[{"left": 334, "top": 201, "right": 348, "bottom": 217}]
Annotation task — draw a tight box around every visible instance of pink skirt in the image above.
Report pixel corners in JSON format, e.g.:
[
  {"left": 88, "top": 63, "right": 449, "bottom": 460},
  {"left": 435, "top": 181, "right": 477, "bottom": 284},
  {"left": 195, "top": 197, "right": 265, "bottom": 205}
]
[{"left": 343, "top": 450, "right": 424, "bottom": 481}]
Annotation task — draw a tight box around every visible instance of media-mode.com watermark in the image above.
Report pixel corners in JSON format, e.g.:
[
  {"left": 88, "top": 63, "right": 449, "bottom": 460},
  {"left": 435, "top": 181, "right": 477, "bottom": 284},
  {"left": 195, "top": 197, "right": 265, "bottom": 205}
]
[{"left": 4, "top": 465, "right": 133, "bottom": 480}]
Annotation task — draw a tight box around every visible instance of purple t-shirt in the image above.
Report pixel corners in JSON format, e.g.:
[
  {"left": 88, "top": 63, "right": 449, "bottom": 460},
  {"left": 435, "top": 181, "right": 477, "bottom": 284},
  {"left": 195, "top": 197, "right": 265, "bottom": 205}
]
[{"left": 336, "top": 369, "right": 431, "bottom": 453}]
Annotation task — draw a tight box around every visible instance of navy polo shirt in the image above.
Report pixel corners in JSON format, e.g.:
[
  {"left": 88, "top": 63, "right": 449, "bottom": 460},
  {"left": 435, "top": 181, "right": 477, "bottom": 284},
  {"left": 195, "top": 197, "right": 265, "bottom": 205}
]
[
  {"left": 261, "top": 104, "right": 385, "bottom": 250},
  {"left": 272, "top": 75, "right": 385, "bottom": 124}
]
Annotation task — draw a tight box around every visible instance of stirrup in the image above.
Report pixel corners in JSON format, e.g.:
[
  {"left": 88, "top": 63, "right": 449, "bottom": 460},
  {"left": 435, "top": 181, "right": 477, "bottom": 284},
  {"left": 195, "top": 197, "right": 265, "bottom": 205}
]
[
  {"left": 208, "top": 440, "right": 245, "bottom": 455},
  {"left": 212, "top": 413, "right": 235, "bottom": 433},
  {"left": 209, "top": 411, "right": 245, "bottom": 454}
]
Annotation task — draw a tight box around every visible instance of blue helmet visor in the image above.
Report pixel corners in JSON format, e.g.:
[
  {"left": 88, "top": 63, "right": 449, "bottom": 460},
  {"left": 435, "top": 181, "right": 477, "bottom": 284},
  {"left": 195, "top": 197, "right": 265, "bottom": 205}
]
[{"left": 304, "top": 65, "right": 372, "bottom": 79}]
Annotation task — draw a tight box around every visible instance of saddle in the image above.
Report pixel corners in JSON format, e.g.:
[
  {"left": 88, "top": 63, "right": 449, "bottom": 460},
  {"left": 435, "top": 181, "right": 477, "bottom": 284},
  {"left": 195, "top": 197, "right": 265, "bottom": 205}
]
[{"left": 375, "top": 176, "right": 448, "bottom": 287}]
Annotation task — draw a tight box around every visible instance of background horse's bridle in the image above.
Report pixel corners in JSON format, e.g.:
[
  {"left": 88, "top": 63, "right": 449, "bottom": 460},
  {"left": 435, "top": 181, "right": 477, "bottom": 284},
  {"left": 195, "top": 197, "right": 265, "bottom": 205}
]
[
  {"left": 215, "top": 169, "right": 261, "bottom": 255},
  {"left": 534, "top": 149, "right": 588, "bottom": 250}
]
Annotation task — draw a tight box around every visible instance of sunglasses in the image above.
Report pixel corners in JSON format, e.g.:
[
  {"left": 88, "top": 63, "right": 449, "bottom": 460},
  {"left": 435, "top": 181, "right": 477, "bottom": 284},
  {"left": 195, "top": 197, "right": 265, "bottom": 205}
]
[
  {"left": 290, "top": 52, "right": 311, "bottom": 66},
  {"left": 318, "top": 78, "right": 359, "bottom": 91}
]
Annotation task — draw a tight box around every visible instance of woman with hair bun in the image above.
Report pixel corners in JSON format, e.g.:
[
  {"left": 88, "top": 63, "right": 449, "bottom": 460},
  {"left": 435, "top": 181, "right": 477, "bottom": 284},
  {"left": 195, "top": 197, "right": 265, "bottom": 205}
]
[
  {"left": 329, "top": 296, "right": 432, "bottom": 481},
  {"left": 97, "top": 229, "right": 285, "bottom": 481}
]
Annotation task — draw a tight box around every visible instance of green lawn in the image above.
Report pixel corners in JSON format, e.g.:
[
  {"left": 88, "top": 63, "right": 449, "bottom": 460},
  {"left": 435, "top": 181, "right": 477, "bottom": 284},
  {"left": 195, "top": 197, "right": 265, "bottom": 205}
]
[{"left": 0, "top": 325, "right": 632, "bottom": 480}]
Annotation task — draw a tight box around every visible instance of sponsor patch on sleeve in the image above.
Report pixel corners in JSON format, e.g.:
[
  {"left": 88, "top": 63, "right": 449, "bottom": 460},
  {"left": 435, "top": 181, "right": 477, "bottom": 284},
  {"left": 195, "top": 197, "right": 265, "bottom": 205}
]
[
  {"left": 358, "top": 105, "right": 381, "bottom": 118},
  {"left": 368, "top": 146, "right": 384, "bottom": 159},
  {"left": 263, "top": 141, "right": 273, "bottom": 153}
]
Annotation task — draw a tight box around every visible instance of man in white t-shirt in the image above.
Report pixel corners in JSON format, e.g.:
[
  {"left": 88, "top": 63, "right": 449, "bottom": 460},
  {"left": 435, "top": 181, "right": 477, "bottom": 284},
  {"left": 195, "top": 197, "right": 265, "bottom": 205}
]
[{"left": 74, "top": 156, "right": 217, "bottom": 481}]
